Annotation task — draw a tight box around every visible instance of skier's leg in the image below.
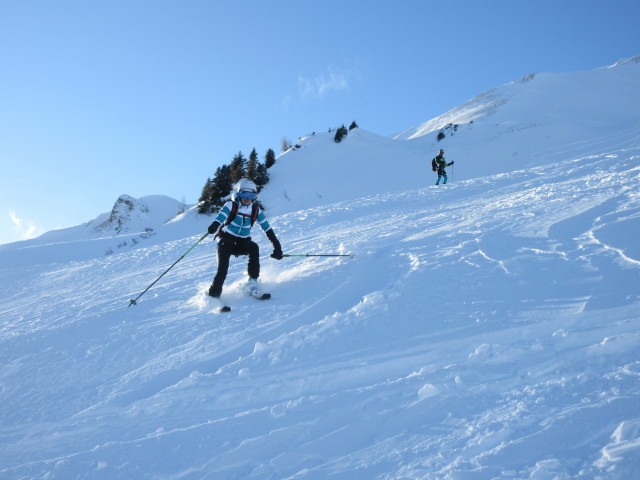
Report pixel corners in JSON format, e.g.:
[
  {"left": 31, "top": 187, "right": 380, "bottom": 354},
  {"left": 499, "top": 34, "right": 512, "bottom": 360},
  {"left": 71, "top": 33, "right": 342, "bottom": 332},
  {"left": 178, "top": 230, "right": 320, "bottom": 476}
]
[
  {"left": 235, "top": 239, "right": 262, "bottom": 297},
  {"left": 232, "top": 238, "right": 260, "bottom": 279},
  {"left": 210, "top": 240, "right": 233, "bottom": 297},
  {"left": 443, "top": 174, "right": 448, "bottom": 184},
  {"left": 246, "top": 240, "right": 260, "bottom": 279}
]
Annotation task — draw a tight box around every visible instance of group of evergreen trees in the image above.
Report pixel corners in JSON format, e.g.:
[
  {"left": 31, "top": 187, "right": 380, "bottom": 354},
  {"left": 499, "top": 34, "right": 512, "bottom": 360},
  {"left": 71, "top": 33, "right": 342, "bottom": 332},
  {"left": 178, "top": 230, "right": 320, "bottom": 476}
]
[
  {"left": 198, "top": 121, "right": 359, "bottom": 214},
  {"left": 198, "top": 148, "right": 274, "bottom": 214},
  {"left": 334, "top": 121, "right": 358, "bottom": 143}
]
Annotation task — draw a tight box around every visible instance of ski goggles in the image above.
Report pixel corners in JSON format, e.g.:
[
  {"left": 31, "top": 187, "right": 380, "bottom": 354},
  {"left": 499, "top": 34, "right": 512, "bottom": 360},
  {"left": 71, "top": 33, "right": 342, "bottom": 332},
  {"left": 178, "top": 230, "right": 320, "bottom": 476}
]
[{"left": 238, "top": 190, "right": 257, "bottom": 201}]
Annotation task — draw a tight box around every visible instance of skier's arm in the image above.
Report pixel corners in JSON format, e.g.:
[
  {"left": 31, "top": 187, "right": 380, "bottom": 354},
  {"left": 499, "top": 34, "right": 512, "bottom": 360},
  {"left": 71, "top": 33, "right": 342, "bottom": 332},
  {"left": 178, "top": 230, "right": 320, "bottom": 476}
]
[
  {"left": 256, "top": 208, "right": 283, "bottom": 259},
  {"left": 266, "top": 229, "right": 283, "bottom": 260},
  {"left": 207, "top": 201, "right": 233, "bottom": 234}
]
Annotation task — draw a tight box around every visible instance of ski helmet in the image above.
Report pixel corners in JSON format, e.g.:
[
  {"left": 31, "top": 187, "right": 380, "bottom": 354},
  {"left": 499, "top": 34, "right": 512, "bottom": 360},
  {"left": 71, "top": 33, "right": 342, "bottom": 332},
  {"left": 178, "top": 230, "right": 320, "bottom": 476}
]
[
  {"left": 236, "top": 178, "right": 257, "bottom": 193},
  {"left": 234, "top": 178, "right": 258, "bottom": 203}
]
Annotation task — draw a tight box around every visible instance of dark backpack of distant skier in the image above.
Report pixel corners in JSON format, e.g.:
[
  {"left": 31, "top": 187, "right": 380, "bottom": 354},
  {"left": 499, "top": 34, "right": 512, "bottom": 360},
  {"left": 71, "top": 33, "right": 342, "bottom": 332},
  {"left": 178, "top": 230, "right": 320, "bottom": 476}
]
[{"left": 431, "top": 157, "right": 437, "bottom": 172}]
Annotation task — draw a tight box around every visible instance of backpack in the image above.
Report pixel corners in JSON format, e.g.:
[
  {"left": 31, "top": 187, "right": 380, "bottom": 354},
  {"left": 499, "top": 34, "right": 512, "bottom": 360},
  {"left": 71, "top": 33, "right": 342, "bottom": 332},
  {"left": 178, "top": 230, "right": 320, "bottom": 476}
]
[
  {"left": 223, "top": 201, "right": 259, "bottom": 229},
  {"left": 431, "top": 157, "right": 437, "bottom": 172}
]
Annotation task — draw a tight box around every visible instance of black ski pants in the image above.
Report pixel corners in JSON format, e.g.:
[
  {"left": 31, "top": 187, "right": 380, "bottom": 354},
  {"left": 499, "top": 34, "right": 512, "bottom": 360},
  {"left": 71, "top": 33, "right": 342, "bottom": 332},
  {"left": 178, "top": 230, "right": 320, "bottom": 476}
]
[{"left": 210, "top": 232, "right": 260, "bottom": 297}]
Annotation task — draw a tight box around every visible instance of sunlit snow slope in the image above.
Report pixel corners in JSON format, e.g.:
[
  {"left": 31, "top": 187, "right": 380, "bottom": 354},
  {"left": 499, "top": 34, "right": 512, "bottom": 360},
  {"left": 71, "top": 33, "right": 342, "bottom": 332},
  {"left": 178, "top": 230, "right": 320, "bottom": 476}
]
[{"left": 1, "top": 58, "right": 639, "bottom": 480}]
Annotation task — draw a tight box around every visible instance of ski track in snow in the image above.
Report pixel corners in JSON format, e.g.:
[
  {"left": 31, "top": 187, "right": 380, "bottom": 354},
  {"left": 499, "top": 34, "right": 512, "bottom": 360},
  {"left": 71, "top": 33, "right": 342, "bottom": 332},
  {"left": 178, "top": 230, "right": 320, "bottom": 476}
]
[{"left": 2, "top": 139, "right": 640, "bottom": 476}]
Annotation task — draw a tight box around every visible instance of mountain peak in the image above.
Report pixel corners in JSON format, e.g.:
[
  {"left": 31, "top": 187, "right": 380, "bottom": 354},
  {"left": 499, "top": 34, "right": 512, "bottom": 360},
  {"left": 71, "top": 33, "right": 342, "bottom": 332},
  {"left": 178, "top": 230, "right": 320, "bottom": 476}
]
[
  {"left": 393, "top": 57, "right": 640, "bottom": 142},
  {"left": 609, "top": 54, "right": 640, "bottom": 67},
  {"left": 95, "top": 194, "right": 186, "bottom": 236}
]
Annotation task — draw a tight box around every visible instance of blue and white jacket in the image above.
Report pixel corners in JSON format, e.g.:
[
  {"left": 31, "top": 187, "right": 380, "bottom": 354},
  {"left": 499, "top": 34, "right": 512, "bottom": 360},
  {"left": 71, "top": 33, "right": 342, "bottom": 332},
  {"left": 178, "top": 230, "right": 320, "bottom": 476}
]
[{"left": 214, "top": 200, "right": 271, "bottom": 239}]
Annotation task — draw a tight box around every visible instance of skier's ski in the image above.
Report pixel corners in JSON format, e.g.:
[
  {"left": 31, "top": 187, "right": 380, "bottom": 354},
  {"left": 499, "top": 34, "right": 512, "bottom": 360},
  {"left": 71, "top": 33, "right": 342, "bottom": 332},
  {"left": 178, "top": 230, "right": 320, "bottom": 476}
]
[
  {"left": 217, "top": 294, "right": 268, "bottom": 312},
  {"left": 210, "top": 295, "right": 231, "bottom": 313},
  {"left": 212, "top": 289, "right": 270, "bottom": 313}
]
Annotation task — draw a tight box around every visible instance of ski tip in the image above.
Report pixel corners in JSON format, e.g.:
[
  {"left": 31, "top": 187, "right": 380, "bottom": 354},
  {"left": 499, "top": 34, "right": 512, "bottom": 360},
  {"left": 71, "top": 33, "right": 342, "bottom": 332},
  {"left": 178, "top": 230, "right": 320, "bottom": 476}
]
[{"left": 258, "top": 293, "right": 271, "bottom": 300}]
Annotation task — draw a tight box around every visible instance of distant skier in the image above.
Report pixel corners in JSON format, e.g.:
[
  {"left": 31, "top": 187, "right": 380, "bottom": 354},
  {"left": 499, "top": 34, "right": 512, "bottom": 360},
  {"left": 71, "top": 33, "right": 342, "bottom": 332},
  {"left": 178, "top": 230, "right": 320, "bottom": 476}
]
[
  {"left": 206, "top": 179, "right": 283, "bottom": 302},
  {"left": 432, "top": 149, "right": 454, "bottom": 185}
]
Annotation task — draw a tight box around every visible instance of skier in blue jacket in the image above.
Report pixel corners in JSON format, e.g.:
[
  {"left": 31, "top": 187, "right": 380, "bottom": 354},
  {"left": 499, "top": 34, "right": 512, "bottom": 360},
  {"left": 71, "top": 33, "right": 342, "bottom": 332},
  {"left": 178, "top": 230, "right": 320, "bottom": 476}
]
[{"left": 206, "top": 179, "right": 283, "bottom": 299}]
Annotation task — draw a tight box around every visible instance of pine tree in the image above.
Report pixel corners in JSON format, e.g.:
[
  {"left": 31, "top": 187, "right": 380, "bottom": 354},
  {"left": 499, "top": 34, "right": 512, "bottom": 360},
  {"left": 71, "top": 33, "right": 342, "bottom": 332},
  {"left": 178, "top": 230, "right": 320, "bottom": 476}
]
[
  {"left": 198, "top": 164, "right": 234, "bottom": 214},
  {"left": 210, "top": 164, "right": 233, "bottom": 209},
  {"left": 349, "top": 120, "right": 358, "bottom": 130},
  {"left": 197, "top": 177, "right": 214, "bottom": 214},
  {"left": 334, "top": 124, "right": 348, "bottom": 143},
  {"left": 246, "top": 148, "right": 259, "bottom": 181},
  {"left": 253, "top": 161, "right": 269, "bottom": 192},
  {"left": 229, "top": 151, "right": 246, "bottom": 183},
  {"left": 264, "top": 148, "right": 276, "bottom": 169},
  {"left": 244, "top": 148, "right": 270, "bottom": 192}
]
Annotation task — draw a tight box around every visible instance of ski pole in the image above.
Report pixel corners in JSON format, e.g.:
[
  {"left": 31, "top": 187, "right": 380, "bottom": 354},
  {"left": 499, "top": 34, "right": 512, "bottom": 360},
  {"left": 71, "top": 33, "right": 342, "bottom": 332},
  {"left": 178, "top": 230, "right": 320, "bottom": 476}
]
[
  {"left": 128, "top": 232, "right": 209, "bottom": 307},
  {"left": 283, "top": 254, "right": 355, "bottom": 258}
]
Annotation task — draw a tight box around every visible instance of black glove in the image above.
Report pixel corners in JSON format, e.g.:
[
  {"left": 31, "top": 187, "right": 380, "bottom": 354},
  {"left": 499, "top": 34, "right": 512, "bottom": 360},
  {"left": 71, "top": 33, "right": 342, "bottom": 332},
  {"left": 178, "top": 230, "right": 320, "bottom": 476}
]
[
  {"left": 449, "top": 160, "right": 454, "bottom": 166},
  {"left": 207, "top": 221, "right": 220, "bottom": 235},
  {"left": 266, "top": 229, "right": 283, "bottom": 260}
]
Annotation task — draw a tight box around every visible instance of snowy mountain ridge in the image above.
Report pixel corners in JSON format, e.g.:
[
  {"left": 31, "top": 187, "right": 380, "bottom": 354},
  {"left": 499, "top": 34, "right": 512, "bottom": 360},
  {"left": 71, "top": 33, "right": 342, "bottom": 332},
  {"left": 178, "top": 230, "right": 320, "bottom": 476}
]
[
  {"left": 0, "top": 194, "right": 194, "bottom": 267},
  {"left": 608, "top": 54, "right": 640, "bottom": 67},
  {"left": 94, "top": 194, "right": 186, "bottom": 236},
  {"left": 393, "top": 55, "right": 640, "bottom": 142},
  {"left": 1, "top": 57, "right": 639, "bottom": 480}
]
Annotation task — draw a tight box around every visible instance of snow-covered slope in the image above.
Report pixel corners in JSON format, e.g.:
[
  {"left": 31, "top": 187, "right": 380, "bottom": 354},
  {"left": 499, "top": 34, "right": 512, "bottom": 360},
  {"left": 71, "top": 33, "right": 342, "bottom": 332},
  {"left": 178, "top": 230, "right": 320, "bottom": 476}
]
[
  {"left": 260, "top": 56, "right": 640, "bottom": 218},
  {"left": 1, "top": 59, "right": 640, "bottom": 479},
  {"left": 394, "top": 54, "right": 640, "bottom": 142}
]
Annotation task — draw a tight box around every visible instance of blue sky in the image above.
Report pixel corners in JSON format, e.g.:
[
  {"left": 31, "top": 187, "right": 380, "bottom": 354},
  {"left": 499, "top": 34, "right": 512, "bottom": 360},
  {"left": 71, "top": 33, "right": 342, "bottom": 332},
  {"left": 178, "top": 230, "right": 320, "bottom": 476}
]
[{"left": 1, "top": 0, "right": 638, "bottom": 246}]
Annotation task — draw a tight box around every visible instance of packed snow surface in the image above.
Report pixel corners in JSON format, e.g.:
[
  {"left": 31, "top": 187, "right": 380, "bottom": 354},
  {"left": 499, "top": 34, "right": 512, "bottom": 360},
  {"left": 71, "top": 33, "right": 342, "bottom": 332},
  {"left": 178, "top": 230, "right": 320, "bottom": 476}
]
[{"left": 1, "top": 59, "right": 639, "bottom": 479}]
